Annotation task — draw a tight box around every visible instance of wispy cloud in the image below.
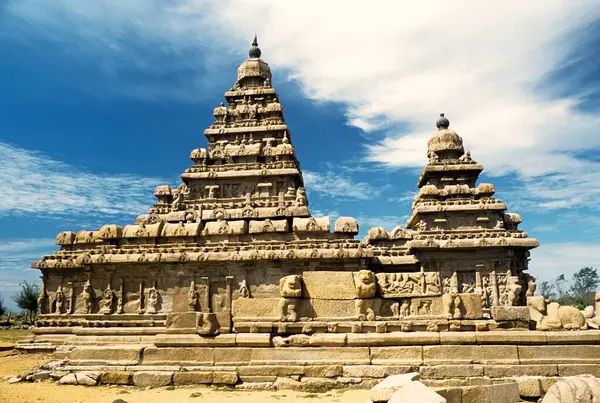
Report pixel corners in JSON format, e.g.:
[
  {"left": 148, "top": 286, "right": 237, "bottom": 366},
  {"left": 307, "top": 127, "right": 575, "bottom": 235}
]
[
  {"left": 0, "top": 238, "right": 56, "bottom": 310},
  {"left": 0, "top": 141, "right": 167, "bottom": 221},
  {"left": 531, "top": 242, "right": 600, "bottom": 283},
  {"left": 303, "top": 170, "right": 381, "bottom": 201},
  {"left": 5, "top": 1, "right": 600, "bottom": 212}
]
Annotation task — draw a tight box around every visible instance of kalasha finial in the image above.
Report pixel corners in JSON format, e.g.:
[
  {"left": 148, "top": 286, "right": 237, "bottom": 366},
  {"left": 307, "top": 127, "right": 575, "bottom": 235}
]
[
  {"left": 436, "top": 113, "right": 450, "bottom": 130},
  {"left": 249, "top": 34, "right": 261, "bottom": 58}
]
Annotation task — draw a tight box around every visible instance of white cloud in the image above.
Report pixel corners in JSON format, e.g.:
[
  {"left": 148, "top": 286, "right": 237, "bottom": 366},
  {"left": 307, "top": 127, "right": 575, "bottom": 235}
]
[
  {"left": 0, "top": 238, "right": 57, "bottom": 311},
  {"left": 531, "top": 243, "right": 600, "bottom": 284},
  {"left": 303, "top": 170, "right": 380, "bottom": 201},
  {"left": 5, "top": 0, "right": 600, "bottom": 211},
  {"left": 0, "top": 142, "right": 167, "bottom": 220}
]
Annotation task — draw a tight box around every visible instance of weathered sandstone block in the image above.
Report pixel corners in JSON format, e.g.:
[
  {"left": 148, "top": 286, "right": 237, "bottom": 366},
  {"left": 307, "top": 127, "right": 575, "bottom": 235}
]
[
  {"left": 132, "top": 371, "right": 173, "bottom": 387},
  {"left": 370, "top": 372, "right": 421, "bottom": 402},
  {"left": 302, "top": 271, "right": 356, "bottom": 300}
]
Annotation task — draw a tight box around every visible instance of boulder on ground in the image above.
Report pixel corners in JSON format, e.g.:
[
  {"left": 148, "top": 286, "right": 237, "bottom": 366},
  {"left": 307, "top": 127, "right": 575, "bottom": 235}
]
[
  {"left": 388, "top": 381, "right": 446, "bottom": 403},
  {"left": 370, "top": 372, "right": 420, "bottom": 402}
]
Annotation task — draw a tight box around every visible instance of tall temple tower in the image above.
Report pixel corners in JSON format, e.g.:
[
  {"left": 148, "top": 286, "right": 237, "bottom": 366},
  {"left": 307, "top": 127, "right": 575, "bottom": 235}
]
[{"left": 147, "top": 36, "right": 311, "bottom": 225}]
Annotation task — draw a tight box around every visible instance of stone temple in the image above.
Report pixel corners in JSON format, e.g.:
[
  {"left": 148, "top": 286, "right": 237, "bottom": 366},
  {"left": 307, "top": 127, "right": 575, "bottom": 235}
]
[{"left": 23, "top": 37, "right": 600, "bottom": 392}]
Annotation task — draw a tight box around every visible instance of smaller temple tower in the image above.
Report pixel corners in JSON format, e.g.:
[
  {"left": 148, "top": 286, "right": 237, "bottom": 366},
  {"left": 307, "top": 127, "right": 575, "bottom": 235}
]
[{"left": 366, "top": 114, "right": 538, "bottom": 311}]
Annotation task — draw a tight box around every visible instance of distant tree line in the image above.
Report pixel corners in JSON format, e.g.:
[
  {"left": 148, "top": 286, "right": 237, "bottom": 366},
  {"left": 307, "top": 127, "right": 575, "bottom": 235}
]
[
  {"left": 539, "top": 267, "right": 599, "bottom": 309},
  {"left": 0, "top": 281, "right": 40, "bottom": 324}
]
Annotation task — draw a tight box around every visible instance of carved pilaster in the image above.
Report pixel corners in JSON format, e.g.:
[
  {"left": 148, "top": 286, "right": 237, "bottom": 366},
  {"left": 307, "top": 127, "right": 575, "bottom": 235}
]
[
  {"left": 490, "top": 271, "right": 500, "bottom": 307},
  {"left": 201, "top": 277, "right": 210, "bottom": 313},
  {"left": 225, "top": 276, "right": 233, "bottom": 312}
]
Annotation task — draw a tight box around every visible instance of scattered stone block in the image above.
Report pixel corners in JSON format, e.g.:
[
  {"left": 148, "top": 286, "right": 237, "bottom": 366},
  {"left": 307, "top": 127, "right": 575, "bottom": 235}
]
[
  {"left": 99, "top": 371, "right": 134, "bottom": 385},
  {"left": 388, "top": 381, "right": 446, "bottom": 403},
  {"left": 212, "top": 371, "right": 238, "bottom": 385},
  {"left": 172, "top": 371, "right": 212, "bottom": 385},
  {"left": 517, "top": 378, "right": 542, "bottom": 398},
  {"left": 370, "top": 372, "right": 420, "bottom": 402},
  {"left": 491, "top": 306, "right": 530, "bottom": 322},
  {"left": 132, "top": 371, "right": 173, "bottom": 387}
]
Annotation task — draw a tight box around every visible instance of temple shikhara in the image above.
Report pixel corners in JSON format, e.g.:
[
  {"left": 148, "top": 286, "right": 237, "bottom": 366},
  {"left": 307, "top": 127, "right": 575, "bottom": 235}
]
[{"left": 23, "top": 37, "right": 600, "bottom": 393}]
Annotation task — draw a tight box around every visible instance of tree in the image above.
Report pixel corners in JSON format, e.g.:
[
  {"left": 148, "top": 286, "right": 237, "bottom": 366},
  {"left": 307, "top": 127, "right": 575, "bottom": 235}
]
[
  {"left": 538, "top": 281, "right": 556, "bottom": 300},
  {"left": 0, "top": 293, "right": 5, "bottom": 317},
  {"left": 570, "top": 267, "right": 599, "bottom": 308},
  {"left": 553, "top": 274, "right": 571, "bottom": 305},
  {"left": 12, "top": 282, "right": 39, "bottom": 323}
]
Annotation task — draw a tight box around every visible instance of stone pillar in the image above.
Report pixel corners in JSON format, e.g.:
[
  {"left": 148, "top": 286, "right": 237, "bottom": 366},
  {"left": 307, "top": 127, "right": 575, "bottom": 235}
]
[
  {"left": 225, "top": 276, "right": 233, "bottom": 312},
  {"left": 490, "top": 271, "right": 500, "bottom": 307}
]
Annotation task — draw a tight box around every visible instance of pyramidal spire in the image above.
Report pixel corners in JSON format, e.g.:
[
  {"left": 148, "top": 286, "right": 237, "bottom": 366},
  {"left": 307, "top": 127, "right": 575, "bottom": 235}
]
[{"left": 249, "top": 34, "right": 261, "bottom": 58}]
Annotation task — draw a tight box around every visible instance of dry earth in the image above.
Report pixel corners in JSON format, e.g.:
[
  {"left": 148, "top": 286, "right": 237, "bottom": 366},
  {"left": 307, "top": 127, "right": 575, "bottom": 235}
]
[{"left": 0, "top": 345, "right": 370, "bottom": 403}]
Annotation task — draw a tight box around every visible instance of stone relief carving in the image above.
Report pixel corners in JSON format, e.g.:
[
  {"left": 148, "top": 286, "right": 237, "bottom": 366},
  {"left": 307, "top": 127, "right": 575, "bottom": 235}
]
[
  {"left": 505, "top": 275, "right": 522, "bottom": 306},
  {"left": 147, "top": 285, "right": 159, "bottom": 314},
  {"left": 54, "top": 285, "right": 66, "bottom": 314},
  {"left": 238, "top": 279, "right": 250, "bottom": 298},
  {"left": 102, "top": 284, "right": 113, "bottom": 314},
  {"left": 355, "top": 299, "right": 376, "bottom": 321},
  {"left": 82, "top": 280, "right": 93, "bottom": 314},
  {"left": 188, "top": 281, "right": 198, "bottom": 312},
  {"left": 376, "top": 272, "right": 441, "bottom": 298},
  {"left": 278, "top": 298, "right": 298, "bottom": 322},
  {"left": 38, "top": 278, "right": 48, "bottom": 315},
  {"left": 355, "top": 270, "right": 377, "bottom": 299},
  {"left": 279, "top": 275, "right": 302, "bottom": 298}
]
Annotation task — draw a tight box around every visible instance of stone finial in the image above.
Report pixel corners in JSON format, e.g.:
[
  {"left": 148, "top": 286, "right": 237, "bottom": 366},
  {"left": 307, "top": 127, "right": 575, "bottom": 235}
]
[
  {"left": 249, "top": 34, "right": 261, "bottom": 58},
  {"left": 436, "top": 113, "right": 449, "bottom": 130}
]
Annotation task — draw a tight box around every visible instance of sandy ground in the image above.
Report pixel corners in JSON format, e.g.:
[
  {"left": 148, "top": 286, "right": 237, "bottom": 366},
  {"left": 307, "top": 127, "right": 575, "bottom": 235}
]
[{"left": 0, "top": 352, "right": 370, "bottom": 403}]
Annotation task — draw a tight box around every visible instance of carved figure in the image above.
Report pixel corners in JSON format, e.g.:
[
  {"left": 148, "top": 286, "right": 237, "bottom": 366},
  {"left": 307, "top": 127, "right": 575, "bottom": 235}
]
[
  {"left": 355, "top": 299, "right": 376, "bottom": 321},
  {"left": 38, "top": 279, "right": 48, "bottom": 315},
  {"left": 525, "top": 274, "right": 536, "bottom": 297},
  {"left": 425, "top": 272, "right": 441, "bottom": 295},
  {"left": 278, "top": 298, "right": 298, "bottom": 322},
  {"left": 355, "top": 270, "right": 377, "bottom": 299},
  {"left": 188, "top": 281, "right": 197, "bottom": 312},
  {"left": 147, "top": 287, "right": 158, "bottom": 314},
  {"left": 419, "top": 300, "right": 432, "bottom": 315},
  {"left": 443, "top": 292, "right": 462, "bottom": 319},
  {"left": 506, "top": 276, "right": 522, "bottom": 306},
  {"left": 102, "top": 284, "right": 113, "bottom": 314},
  {"left": 295, "top": 187, "right": 307, "bottom": 207},
  {"left": 415, "top": 220, "right": 427, "bottom": 231},
  {"left": 400, "top": 299, "right": 410, "bottom": 317},
  {"left": 54, "top": 286, "right": 66, "bottom": 314},
  {"left": 82, "top": 280, "right": 93, "bottom": 314},
  {"left": 239, "top": 279, "right": 250, "bottom": 298},
  {"left": 279, "top": 275, "right": 302, "bottom": 298}
]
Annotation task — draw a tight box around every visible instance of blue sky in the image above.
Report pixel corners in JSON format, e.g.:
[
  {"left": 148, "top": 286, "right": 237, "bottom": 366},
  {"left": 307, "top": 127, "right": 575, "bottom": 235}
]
[{"left": 1, "top": 1, "right": 600, "bottom": 311}]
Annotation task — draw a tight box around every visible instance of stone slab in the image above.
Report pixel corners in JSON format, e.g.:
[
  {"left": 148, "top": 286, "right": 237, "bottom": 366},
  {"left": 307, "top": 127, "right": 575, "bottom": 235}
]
[
  {"left": 214, "top": 347, "right": 252, "bottom": 365},
  {"left": 439, "top": 332, "right": 477, "bottom": 345},
  {"left": 484, "top": 364, "right": 558, "bottom": 377},
  {"left": 232, "top": 298, "right": 280, "bottom": 319},
  {"left": 461, "top": 382, "right": 521, "bottom": 403},
  {"left": 476, "top": 330, "right": 546, "bottom": 345},
  {"left": 302, "top": 271, "right": 356, "bottom": 300},
  {"left": 236, "top": 333, "right": 272, "bottom": 347},
  {"left": 545, "top": 330, "right": 600, "bottom": 344},
  {"left": 154, "top": 334, "right": 236, "bottom": 347},
  {"left": 173, "top": 371, "right": 213, "bottom": 385},
  {"left": 347, "top": 332, "right": 439, "bottom": 346},
  {"left": 518, "top": 345, "right": 600, "bottom": 364},
  {"left": 165, "top": 312, "right": 199, "bottom": 329},
  {"left": 423, "top": 345, "right": 519, "bottom": 365},
  {"left": 132, "top": 371, "right": 173, "bottom": 387},
  {"left": 370, "top": 347, "right": 423, "bottom": 365},
  {"left": 490, "top": 306, "right": 530, "bottom": 322},
  {"left": 142, "top": 347, "right": 214, "bottom": 366},
  {"left": 99, "top": 371, "right": 134, "bottom": 385},
  {"left": 420, "top": 365, "right": 484, "bottom": 379},
  {"left": 213, "top": 371, "right": 238, "bottom": 384},
  {"left": 237, "top": 365, "right": 305, "bottom": 377},
  {"left": 68, "top": 346, "right": 143, "bottom": 366},
  {"left": 250, "top": 347, "right": 370, "bottom": 365},
  {"left": 558, "top": 364, "right": 600, "bottom": 377},
  {"left": 343, "top": 365, "right": 386, "bottom": 378}
]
